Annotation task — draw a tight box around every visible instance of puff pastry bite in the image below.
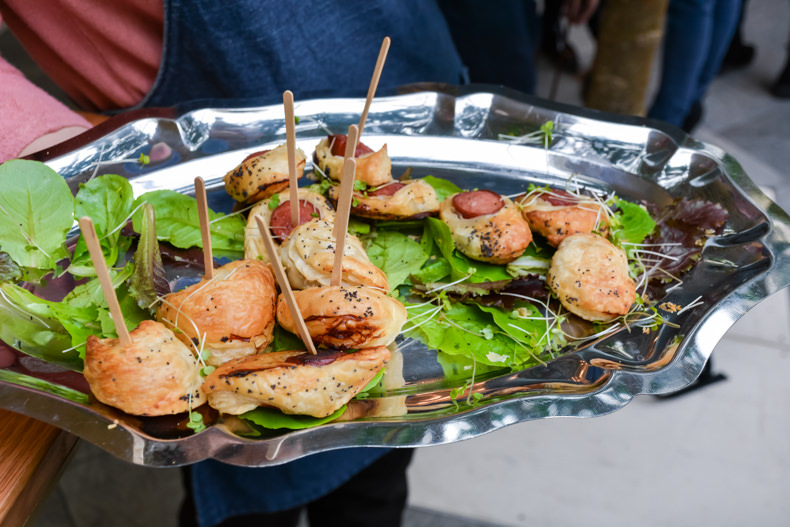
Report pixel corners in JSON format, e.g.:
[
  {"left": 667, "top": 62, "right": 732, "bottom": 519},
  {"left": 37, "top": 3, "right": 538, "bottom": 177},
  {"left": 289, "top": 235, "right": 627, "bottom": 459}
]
[
  {"left": 518, "top": 188, "right": 609, "bottom": 247},
  {"left": 156, "top": 259, "right": 277, "bottom": 366},
  {"left": 328, "top": 179, "right": 439, "bottom": 220},
  {"left": 279, "top": 218, "right": 389, "bottom": 290},
  {"left": 439, "top": 190, "right": 532, "bottom": 264},
  {"left": 244, "top": 189, "right": 336, "bottom": 261},
  {"left": 224, "top": 143, "right": 306, "bottom": 205},
  {"left": 276, "top": 286, "right": 407, "bottom": 349},
  {"left": 547, "top": 233, "right": 636, "bottom": 322},
  {"left": 84, "top": 320, "right": 206, "bottom": 416},
  {"left": 314, "top": 134, "right": 392, "bottom": 187},
  {"left": 202, "top": 346, "right": 391, "bottom": 417}
]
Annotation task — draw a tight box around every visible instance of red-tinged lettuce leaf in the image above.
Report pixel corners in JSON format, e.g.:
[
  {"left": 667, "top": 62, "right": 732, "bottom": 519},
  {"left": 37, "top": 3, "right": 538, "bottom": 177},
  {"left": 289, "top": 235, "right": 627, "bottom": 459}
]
[
  {"left": 643, "top": 198, "right": 728, "bottom": 296},
  {"left": 127, "top": 203, "right": 170, "bottom": 314},
  {"left": 0, "top": 252, "right": 22, "bottom": 283}
]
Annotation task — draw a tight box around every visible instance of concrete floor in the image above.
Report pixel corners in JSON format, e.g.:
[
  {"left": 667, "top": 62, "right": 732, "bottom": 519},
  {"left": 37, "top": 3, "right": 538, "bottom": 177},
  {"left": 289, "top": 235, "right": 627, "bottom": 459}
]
[{"left": 6, "top": 0, "right": 790, "bottom": 526}]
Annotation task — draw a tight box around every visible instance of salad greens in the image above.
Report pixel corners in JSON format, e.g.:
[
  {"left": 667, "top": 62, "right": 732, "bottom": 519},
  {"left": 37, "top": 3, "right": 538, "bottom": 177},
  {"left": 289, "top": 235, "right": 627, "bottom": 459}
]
[
  {"left": 0, "top": 160, "right": 73, "bottom": 278},
  {"left": 0, "top": 160, "right": 245, "bottom": 368}
]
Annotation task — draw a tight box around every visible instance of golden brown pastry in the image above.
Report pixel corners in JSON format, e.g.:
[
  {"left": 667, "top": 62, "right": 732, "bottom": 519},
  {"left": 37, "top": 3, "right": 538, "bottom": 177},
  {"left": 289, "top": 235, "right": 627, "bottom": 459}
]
[
  {"left": 84, "top": 320, "right": 206, "bottom": 416},
  {"left": 156, "top": 259, "right": 277, "bottom": 366},
  {"left": 244, "top": 189, "right": 336, "bottom": 261},
  {"left": 546, "top": 233, "right": 636, "bottom": 322},
  {"left": 279, "top": 218, "right": 389, "bottom": 290},
  {"left": 276, "top": 286, "right": 407, "bottom": 349},
  {"left": 202, "top": 346, "right": 391, "bottom": 417},
  {"left": 224, "top": 143, "right": 306, "bottom": 205},
  {"left": 314, "top": 134, "right": 392, "bottom": 187},
  {"left": 518, "top": 188, "right": 609, "bottom": 247},
  {"left": 328, "top": 179, "right": 439, "bottom": 220},
  {"left": 439, "top": 190, "right": 533, "bottom": 264}
]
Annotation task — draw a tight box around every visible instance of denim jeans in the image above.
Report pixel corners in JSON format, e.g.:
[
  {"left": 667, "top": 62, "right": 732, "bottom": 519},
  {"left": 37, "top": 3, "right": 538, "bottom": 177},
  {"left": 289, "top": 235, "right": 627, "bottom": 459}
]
[{"left": 649, "top": 0, "right": 742, "bottom": 127}]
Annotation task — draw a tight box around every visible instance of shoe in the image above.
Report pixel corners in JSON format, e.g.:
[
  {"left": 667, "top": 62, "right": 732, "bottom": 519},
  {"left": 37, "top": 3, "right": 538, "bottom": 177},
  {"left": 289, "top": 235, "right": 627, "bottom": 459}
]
[
  {"left": 771, "top": 60, "right": 790, "bottom": 99},
  {"left": 720, "top": 37, "right": 755, "bottom": 72},
  {"left": 541, "top": 23, "right": 579, "bottom": 74},
  {"left": 681, "top": 101, "right": 704, "bottom": 133}
]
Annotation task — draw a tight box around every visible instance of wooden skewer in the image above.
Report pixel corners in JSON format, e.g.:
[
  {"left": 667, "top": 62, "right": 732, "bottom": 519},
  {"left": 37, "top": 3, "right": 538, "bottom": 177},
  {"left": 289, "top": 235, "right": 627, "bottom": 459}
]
[
  {"left": 78, "top": 217, "right": 131, "bottom": 346},
  {"left": 194, "top": 177, "right": 214, "bottom": 280},
  {"left": 283, "top": 90, "right": 300, "bottom": 228},
  {"left": 254, "top": 214, "right": 317, "bottom": 355},
  {"left": 357, "top": 36, "right": 391, "bottom": 139},
  {"left": 331, "top": 157, "right": 357, "bottom": 287},
  {"left": 333, "top": 124, "right": 359, "bottom": 238}
]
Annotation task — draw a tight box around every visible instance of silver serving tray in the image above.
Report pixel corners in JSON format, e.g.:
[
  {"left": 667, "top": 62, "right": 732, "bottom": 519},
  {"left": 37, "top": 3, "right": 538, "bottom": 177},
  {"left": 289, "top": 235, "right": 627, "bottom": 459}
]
[{"left": 3, "top": 85, "right": 789, "bottom": 467}]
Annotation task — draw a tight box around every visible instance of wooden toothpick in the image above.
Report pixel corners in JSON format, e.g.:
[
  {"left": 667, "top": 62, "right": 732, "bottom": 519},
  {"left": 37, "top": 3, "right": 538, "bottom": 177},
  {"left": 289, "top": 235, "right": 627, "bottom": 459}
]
[
  {"left": 333, "top": 124, "right": 359, "bottom": 238},
  {"left": 357, "top": 36, "right": 391, "bottom": 138},
  {"left": 331, "top": 157, "right": 357, "bottom": 287},
  {"left": 194, "top": 176, "right": 214, "bottom": 280},
  {"left": 254, "top": 214, "right": 317, "bottom": 355},
  {"left": 78, "top": 217, "right": 131, "bottom": 346},
  {"left": 283, "top": 90, "right": 300, "bottom": 228}
]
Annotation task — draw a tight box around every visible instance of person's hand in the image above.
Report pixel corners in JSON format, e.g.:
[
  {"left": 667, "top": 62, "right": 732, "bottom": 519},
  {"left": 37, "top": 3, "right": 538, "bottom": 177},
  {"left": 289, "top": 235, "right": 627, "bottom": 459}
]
[
  {"left": 562, "top": 0, "right": 600, "bottom": 25},
  {"left": 18, "top": 126, "right": 89, "bottom": 157}
]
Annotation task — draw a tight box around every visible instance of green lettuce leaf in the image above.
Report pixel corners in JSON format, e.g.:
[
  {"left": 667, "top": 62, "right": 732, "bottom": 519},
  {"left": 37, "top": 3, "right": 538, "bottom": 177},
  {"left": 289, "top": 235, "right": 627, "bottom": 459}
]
[
  {"left": 131, "top": 190, "right": 244, "bottom": 257},
  {"left": 422, "top": 175, "right": 462, "bottom": 202},
  {"left": 609, "top": 198, "right": 656, "bottom": 246},
  {"left": 0, "top": 282, "right": 84, "bottom": 370},
  {"left": 69, "top": 174, "right": 136, "bottom": 276},
  {"left": 365, "top": 230, "right": 429, "bottom": 290},
  {"left": 240, "top": 405, "right": 347, "bottom": 430},
  {"left": 424, "top": 218, "right": 512, "bottom": 283},
  {"left": 0, "top": 160, "right": 73, "bottom": 274}
]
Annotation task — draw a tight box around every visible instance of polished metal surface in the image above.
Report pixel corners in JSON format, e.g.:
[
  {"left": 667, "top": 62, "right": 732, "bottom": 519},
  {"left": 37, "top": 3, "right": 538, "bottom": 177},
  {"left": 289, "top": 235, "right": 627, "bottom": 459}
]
[{"left": 2, "top": 85, "right": 788, "bottom": 467}]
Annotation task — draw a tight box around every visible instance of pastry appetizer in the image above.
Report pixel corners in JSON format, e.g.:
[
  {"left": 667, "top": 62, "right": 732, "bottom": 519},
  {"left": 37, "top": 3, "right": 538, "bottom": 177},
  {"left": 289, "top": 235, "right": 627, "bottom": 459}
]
[
  {"left": 439, "top": 190, "right": 532, "bottom": 264},
  {"left": 224, "top": 143, "right": 306, "bottom": 205},
  {"left": 546, "top": 233, "right": 636, "bottom": 322},
  {"left": 518, "top": 188, "right": 609, "bottom": 247},
  {"left": 279, "top": 218, "right": 389, "bottom": 290},
  {"left": 314, "top": 134, "right": 392, "bottom": 187},
  {"left": 276, "top": 285, "right": 407, "bottom": 349},
  {"left": 328, "top": 179, "right": 440, "bottom": 220},
  {"left": 156, "top": 259, "right": 277, "bottom": 366},
  {"left": 202, "top": 346, "right": 391, "bottom": 417},
  {"left": 244, "top": 189, "right": 336, "bottom": 261},
  {"left": 84, "top": 320, "right": 206, "bottom": 416}
]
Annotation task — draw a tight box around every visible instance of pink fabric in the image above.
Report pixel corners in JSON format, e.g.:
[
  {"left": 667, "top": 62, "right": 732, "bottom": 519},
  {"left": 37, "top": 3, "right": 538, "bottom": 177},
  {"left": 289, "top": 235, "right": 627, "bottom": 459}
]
[
  {"left": 1, "top": 0, "right": 163, "bottom": 112},
  {"left": 0, "top": 59, "right": 91, "bottom": 162},
  {"left": 0, "top": 1, "right": 163, "bottom": 161}
]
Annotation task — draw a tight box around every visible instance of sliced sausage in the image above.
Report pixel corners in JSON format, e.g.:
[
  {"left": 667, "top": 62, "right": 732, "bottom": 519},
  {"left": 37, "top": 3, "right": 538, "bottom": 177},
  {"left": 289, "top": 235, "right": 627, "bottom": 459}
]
[
  {"left": 368, "top": 182, "right": 406, "bottom": 197},
  {"left": 541, "top": 189, "right": 579, "bottom": 207},
  {"left": 328, "top": 134, "right": 375, "bottom": 157},
  {"left": 270, "top": 199, "right": 319, "bottom": 241},
  {"left": 452, "top": 190, "right": 504, "bottom": 219},
  {"left": 242, "top": 149, "right": 271, "bottom": 163}
]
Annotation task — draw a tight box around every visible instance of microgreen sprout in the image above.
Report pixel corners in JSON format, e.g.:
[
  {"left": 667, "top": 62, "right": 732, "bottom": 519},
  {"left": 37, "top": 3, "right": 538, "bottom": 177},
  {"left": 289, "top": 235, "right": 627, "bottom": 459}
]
[{"left": 268, "top": 193, "right": 281, "bottom": 211}]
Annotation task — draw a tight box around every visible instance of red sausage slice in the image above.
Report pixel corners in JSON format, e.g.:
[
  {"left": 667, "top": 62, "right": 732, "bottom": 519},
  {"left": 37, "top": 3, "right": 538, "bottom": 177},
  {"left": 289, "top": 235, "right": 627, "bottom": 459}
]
[
  {"left": 368, "top": 182, "right": 406, "bottom": 197},
  {"left": 270, "top": 199, "right": 319, "bottom": 241},
  {"left": 242, "top": 149, "right": 271, "bottom": 163},
  {"left": 541, "top": 189, "right": 579, "bottom": 207},
  {"left": 452, "top": 190, "right": 504, "bottom": 219},
  {"left": 328, "top": 134, "right": 374, "bottom": 157}
]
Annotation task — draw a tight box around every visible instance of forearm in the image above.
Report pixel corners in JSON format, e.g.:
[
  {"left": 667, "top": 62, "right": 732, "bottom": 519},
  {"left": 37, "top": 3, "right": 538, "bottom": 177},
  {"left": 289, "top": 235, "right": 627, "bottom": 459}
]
[{"left": 0, "top": 59, "right": 91, "bottom": 162}]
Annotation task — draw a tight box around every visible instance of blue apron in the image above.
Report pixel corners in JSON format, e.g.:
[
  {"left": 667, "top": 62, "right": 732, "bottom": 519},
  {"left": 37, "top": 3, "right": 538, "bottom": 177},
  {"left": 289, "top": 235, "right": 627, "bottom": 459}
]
[
  {"left": 141, "top": 2, "right": 463, "bottom": 525},
  {"left": 142, "top": 0, "right": 465, "bottom": 109}
]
